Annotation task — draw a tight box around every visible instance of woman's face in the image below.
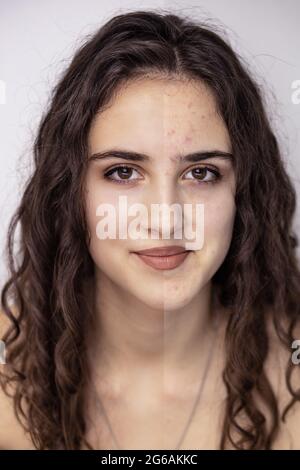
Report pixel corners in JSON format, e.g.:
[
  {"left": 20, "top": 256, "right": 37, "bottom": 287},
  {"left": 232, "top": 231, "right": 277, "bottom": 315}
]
[{"left": 85, "top": 78, "right": 236, "bottom": 310}]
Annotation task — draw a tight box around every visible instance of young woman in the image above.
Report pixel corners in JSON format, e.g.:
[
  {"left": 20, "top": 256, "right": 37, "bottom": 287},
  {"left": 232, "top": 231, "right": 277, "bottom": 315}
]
[{"left": 0, "top": 9, "right": 299, "bottom": 450}]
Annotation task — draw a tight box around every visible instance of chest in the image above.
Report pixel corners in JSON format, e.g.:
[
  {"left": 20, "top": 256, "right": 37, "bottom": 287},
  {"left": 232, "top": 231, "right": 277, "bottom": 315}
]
[
  {"left": 84, "top": 389, "right": 228, "bottom": 450},
  {"left": 83, "top": 390, "right": 300, "bottom": 450}
]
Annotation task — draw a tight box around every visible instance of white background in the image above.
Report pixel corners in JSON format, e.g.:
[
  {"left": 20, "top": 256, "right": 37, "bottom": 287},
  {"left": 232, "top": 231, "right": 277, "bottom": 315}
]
[{"left": 0, "top": 0, "right": 299, "bottom": 285}]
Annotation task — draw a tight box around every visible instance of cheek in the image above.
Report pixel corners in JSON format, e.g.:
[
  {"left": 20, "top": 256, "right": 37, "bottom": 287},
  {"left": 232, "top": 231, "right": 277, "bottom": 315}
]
[
  {"left": 89, "top": 239, "right": 121, "bottom": 275},
  {"left": 85, "top": 176, "right": 143, "bottom": 239},
  {"left": 84, "top": 176, "right": 122, "bottom": 244},
  {"left": 198, "top": 194, "right": 236, "bottom": 267},
  {"left": 84, "top": 180, "right": 130, "bottom": 275},
  {"left": 205, "top": 199, "right": 235, "bottom": 239}
]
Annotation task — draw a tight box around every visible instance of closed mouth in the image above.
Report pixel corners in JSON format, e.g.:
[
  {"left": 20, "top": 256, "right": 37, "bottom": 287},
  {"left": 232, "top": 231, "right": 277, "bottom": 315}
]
[
  {"left": 132, "top": 245, "right": 190, "bottom": 257},
  {"left": 131, "top": 247, "right": 192, "bottom": 271}
]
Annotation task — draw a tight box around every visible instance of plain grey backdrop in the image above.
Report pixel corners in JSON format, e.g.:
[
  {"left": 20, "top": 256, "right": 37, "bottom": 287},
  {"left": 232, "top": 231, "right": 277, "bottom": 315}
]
[{"left": 0, "top": 0, "right": 299, "bottom": 285}]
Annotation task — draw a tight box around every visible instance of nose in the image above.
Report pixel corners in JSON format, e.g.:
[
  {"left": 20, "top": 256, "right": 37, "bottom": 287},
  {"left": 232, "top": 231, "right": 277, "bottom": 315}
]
[{"left": 141, "top": 175, "right": 184, "bottom": 241}]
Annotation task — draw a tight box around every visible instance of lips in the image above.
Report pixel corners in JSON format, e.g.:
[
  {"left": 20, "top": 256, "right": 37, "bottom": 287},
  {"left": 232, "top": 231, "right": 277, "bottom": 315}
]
[
  {"left": 131, "top": 245, "right": 191, "bottom": 270},
  {"left": 132, "top": 245, "right": 188, "bottom": 257}
]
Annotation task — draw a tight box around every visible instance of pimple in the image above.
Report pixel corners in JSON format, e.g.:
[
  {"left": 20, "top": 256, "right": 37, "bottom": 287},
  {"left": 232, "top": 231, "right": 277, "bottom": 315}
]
[{"left": 184, "top": 136, "right": 192, "bottom": 144}]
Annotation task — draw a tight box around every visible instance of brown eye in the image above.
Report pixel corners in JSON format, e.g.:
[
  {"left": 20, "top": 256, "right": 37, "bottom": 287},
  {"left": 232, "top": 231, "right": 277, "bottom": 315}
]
[
  {"left": 104, "top": 165, "right": 141, "bottom": 183},
  {"left": 192, "top": 168, "right": 208, "bottom": 180},
  {"left": 184, "top": 166, "right": 220, "bottom": 183},
  {"left": 115, "top": 167, "right": 133, "bottom": 179}
]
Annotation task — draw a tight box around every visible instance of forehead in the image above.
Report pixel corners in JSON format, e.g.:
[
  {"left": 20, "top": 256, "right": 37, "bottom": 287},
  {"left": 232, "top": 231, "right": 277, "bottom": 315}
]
[{"left": 88, "top": 78, "right": 231, "bottom": 158}]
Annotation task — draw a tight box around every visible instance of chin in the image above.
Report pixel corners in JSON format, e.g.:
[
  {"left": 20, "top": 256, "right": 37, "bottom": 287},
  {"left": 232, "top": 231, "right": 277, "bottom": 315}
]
[
  {"left": 137, "top": 292, "right": 195, "bottom": 312},
  {"left": 162, "top": 296, "right": 196, "bottom": 312}
]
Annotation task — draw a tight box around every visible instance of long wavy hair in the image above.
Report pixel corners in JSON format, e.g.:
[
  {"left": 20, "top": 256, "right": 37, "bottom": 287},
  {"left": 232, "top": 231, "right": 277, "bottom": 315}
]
[{"left": 1, "top": 9, "right": 300, "bottom": 450}]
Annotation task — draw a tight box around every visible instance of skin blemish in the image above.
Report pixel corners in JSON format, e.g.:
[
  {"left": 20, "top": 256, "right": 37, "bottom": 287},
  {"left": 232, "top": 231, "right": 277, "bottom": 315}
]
[{"left": 170, "top": 155, "right": 179, "bottom": 164}]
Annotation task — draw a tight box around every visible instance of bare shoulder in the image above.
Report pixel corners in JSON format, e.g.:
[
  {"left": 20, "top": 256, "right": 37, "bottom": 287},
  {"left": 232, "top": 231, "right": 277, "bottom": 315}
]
[
  {"left": 0, "top": 310, "right": 36, "bottom": 450},
  {"left": 265, "top": 313, "right": 300, "bottom": 449}
]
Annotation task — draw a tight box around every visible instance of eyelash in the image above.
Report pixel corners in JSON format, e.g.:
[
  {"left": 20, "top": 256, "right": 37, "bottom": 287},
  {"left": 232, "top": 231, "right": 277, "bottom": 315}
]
[{"left": 103, "top": 164, "right": 222, "bottom": 185}]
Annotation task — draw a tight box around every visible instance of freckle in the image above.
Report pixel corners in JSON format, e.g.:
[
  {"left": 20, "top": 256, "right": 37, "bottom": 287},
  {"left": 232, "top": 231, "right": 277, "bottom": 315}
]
[
  {"left": 201, "top": 114, "right": 206, "bottom": 119},
  {"left": 167, "top": 129, "right": 176, "bottom": 136}
]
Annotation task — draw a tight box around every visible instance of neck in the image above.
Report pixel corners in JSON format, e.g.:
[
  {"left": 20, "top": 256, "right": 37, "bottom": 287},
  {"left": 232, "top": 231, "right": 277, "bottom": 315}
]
[{"left": 85, "top": 271, "right": 222, "bottom": 397}]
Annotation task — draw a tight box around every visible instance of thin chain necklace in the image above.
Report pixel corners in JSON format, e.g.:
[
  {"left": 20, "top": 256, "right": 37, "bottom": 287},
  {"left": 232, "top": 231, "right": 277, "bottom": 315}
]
[{"left": 90, "top": 316, "right": 220, "bottom": 450}]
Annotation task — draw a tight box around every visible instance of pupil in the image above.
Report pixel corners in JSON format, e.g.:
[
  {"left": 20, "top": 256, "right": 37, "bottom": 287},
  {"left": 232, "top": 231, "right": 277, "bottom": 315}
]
[
  {"left": 118, "top": 168, "right": 131, "bottom": 179},
  {"left": 193, "top": 168, "right": 206, "bottom": 179}
]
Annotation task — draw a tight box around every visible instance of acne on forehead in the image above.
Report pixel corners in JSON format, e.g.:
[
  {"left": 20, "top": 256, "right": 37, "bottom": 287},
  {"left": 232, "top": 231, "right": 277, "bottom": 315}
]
[
  {"left": 89, "top": 78, "right": 230, "bottom": 154},
  {"left": 184, "top": 136, "right": 192, "bottom": 144}
]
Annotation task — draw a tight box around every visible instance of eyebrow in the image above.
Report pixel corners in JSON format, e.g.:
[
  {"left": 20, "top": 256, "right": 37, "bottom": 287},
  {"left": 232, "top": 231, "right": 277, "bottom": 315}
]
[{"left": 89, "top": 149, "right": 234, "bottom": 163}]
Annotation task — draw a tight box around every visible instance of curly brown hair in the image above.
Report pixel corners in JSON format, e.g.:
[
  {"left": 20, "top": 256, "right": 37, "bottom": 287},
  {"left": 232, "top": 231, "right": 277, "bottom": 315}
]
[{"left": 1, "top": 9, "right": 300, "bottom": 450}]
